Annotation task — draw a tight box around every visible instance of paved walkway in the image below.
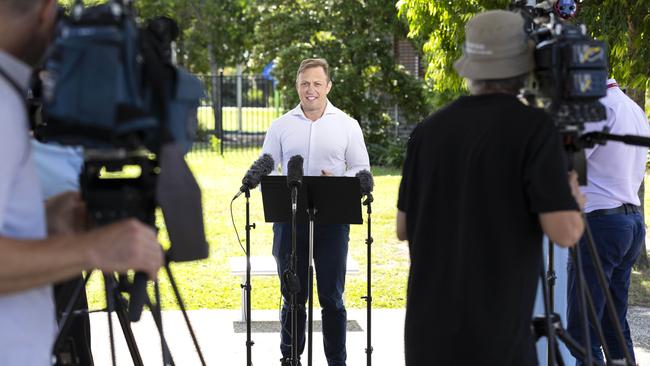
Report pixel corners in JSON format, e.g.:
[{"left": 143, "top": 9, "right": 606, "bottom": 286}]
[
  {"left": 90, "top": 307, "right": 650, "bottom": 365},
  {"left": 90, "top": 309, "right": 404, "bottom": 366}
]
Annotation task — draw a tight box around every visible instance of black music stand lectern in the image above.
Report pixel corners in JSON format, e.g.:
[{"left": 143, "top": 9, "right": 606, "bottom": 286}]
[{"left": 260, "top": 176, "right": 362, "bottom": 366}]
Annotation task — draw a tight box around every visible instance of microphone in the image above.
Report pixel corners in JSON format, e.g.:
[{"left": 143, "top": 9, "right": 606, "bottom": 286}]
[
  {"left": 356, "top": 169, "right": 374, "bottom": 196},
  {"left": 287, "top": 155, "right": 304, "bottom": 189},
  {"left": 234, "top": 153, "right": 274, "bottom": 199}
]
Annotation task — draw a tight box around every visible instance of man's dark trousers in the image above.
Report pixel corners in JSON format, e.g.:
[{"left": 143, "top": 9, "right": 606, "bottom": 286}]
[
  {"left": 273, "top": 222, "right": 349, "bottom": 366},
  {"left": 567, "top": 208, "right": 644, "bottom": 365}
]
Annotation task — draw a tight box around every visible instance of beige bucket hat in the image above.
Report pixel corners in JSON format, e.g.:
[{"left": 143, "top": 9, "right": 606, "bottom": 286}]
[{"left": 453, "top": 10, "right": 534, "bottom": 80}]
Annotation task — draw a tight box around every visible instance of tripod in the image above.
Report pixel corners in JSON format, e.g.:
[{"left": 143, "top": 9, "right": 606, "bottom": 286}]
[
  {"left": 53, "top": 155, "right": 207, "bottom": 366},
  {"left": 534, "top": 215, "right": 635, "bottom": 366}
]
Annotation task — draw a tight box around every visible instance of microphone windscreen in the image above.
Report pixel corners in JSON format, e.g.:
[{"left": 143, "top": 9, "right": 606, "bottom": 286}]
[
  {"left": 258, "top": 153, "right": 275, "bottom": 176},
  {"left": 356, "top": 169, "right": 374, "bottom": 195},
  {"left": 242, "top": 154, "right": 274, "bottom": 190},
  {"left": 287, "top": 155, "right": 304, "bottom": 188}
]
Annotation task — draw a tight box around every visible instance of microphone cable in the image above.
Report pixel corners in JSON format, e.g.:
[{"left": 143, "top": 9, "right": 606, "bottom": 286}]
[{"left": 230, "top": 196, "right": 246, "bottom": 255}]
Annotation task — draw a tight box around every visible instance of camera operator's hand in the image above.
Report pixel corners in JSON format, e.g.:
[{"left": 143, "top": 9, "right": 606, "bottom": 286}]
[
  {"left": 45, "top": 191, "right": 88, "bottom": 236},
  {"left": 82, "top": 219, "right": 163, "bottom": 280},
  {"left": 568, "top": 171, "right": 585, "bottom": 211}
]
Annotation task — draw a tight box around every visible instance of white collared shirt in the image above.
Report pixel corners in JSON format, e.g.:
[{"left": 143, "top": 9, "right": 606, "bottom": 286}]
[
  {"left": 581, "top": 79, "right": 650, "bottom": 212},
  {"left": 0, "top": 50, "right": 56, "bottom": 366},
  {"left": 261, "top": 101, "right": 370, "bottom": 177}
]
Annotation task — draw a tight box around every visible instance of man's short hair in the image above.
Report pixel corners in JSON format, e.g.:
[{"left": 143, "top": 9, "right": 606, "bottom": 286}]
[
  {"left": 296, "top": 58, "right": 330, "bottom": 83},
  {"left": 0, "top": 0, "right": 42, "bottom": 14}
]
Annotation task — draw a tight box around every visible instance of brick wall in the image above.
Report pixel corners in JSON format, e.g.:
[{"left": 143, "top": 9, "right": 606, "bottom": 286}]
[{"left": 394, "top": 38, "right": 424, "bottom": 79}]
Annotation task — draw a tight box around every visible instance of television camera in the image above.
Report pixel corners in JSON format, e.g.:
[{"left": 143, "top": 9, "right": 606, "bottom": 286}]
[{"left": 31, "top": 0, "right": 209, "bottom": 364}]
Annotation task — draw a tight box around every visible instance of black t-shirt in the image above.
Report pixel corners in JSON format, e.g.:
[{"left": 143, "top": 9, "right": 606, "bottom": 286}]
[{"left": 397, "top": 94, "right": 578, "bottom": 366}]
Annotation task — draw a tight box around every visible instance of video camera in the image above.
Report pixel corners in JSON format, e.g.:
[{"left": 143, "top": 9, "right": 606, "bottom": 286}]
[
  {"left": 510, "top": 0, "right": 609, "bottom": 132},
  {"left": 30, "top": 0, "right": 209, "bottom": 332},
  {"left": 31, "top": 0, "right": 208, "bottom": 260},
  {"left": 34, "top": 0, "right": 202, "bottom": 155}
]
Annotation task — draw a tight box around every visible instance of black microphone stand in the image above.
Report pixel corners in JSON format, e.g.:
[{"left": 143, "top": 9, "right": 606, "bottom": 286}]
[
  {"left": 361, "top": 191, "right": 374, "bottom": 366},
  {"left": 307, "top": 206, "right": 316, "bottom": 366},
  {"left": 244, "top": 187, "right": 255, "bottom": 366},
  {"left": 282, "top": 183, "right": 301, "bottom": 366}
]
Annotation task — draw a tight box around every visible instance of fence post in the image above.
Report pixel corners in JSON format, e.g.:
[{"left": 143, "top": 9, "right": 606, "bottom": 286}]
[
  {"left": 237, "top": 64, "right": 243, "bottom": 133},
  {"left": 219, "top": 71, "right": 224, "bottom": 156}
]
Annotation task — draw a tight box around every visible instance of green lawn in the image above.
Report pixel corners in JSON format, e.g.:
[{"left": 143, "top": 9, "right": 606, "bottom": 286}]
[
  {"left": 86, "top": 152, "right": 409, "bottom": 310},
  {"left": 85, "top": 153, "right": 650, "bottom": 310},
  {"left": 197, "top": 106, "right": 283, "bottom": 134}
]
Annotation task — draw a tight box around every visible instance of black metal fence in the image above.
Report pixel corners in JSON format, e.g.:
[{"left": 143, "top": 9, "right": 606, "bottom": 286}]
[{"left": 191, "top": 73, "right": 283, "bottom": 155}]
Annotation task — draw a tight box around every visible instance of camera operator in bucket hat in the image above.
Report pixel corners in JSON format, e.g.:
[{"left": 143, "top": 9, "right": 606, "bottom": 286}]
[{"left": 397, "top": 10, "right": 585, "bottom": 365}]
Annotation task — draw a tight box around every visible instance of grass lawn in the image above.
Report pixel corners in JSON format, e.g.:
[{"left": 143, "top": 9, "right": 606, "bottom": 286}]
[
  {"left": 85, "top": 151, "right": 650, "bottom": 310},
  {"left": 197, "top": 106, "right": 282, "bottom": 133},
  {"left": 86, "top": 151, "right": 409, "bottom": 311}
]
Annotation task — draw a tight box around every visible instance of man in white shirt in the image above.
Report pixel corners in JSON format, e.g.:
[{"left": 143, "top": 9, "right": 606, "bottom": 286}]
[
  {"left": 262, "top": 58, "right": 370, "bottom": 366},
  {"left": 0, "top": 1, "right": 163, "bottom": 364},
  {"left": 567, "top": 79, "right": 650, "bottom": 365}
]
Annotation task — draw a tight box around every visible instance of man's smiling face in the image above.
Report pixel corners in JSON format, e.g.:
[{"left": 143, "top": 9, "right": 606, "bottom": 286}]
[{"left": 296, "top": 66, "right": 331, "bottom": 116}]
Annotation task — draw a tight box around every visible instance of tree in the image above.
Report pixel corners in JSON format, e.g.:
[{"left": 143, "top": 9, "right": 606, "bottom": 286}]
[
  {"left": 398, "top": 0, "right": 650, "bottom": 265},
  {"left": 251, "top": 0, "right": 429, "bottom": 157},
  {"left": 136, "top": 0, "right": 254, "bottom": 74},
  {"left": 397, "top": 0, "right": 648, "bottom": 107},
  {"left": 135, "top": 0, "right": 255, "bottom": 137}
]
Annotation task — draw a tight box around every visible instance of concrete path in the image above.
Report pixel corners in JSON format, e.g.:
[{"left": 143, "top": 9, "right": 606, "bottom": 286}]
[
  {"left": 90, "top": 309, "right": 404, "bottom": 366},
  {"left": 90, "top": 307, "right": 650, "bottom": 365}
]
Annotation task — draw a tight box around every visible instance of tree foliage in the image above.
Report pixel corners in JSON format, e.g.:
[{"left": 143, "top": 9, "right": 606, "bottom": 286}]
[
  {"left": 396, "top": 0, "right": 509, "bottom": 93},
  {"left": 397, "top": 0, "right": 649, "bottom": 108},
  {"left": 251, "top": 0, "right": 430, "bottom": 126},
  {"left": 136, "top": 0, "right": 254, "bottom": 73},
  {"left": 59, "top": 0, "right": 254, "bottom": 74},
  {"left": 578, "top": 0, "right": 649, "bottom": 105}
]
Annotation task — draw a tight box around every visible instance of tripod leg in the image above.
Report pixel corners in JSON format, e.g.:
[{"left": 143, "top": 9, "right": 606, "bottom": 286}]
[
  {"left": 152, "top": 280, "right": 174, "bottom": 366},
  {"left": 556, "top": 328, "right": 606, "bottom": 366},
  {"left": 582, "top": 280, "right": 613, "bottom": 362},
  {"left": 112, "top": 284, "right": 144, "bottom": 366},
  {"left": 165, "top": 263, "right": 207, "bottom": 366},
  {"left": 53, "top": 271, "right": 93, "bottom": 360},
  {"left": 580, "top": 214, "right": 634, "bottom": 365},
  {"left": 571, "top": 246, "right": 595, "bottom": 366},
  {"left": 105, "top": 275, "right": 118, "bottom": 366},
  {"left": 540, "top": 259, "right": 558, "bottom": 366}
]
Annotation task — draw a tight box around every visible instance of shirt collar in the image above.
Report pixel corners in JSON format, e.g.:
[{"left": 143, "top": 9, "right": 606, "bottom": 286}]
[
  {"left": 291, "top": 99, "right": 338, "bottom": 120},
  {"left": 0, "top": 50, "right": 32, "bottom": 90}
]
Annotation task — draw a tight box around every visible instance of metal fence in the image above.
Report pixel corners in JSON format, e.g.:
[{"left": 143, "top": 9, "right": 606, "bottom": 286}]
[
  {"left": 189, "top": 73, "right": 414, "bottom": 157},
  {"left": 191, "top": 73, "right": 283, "bottom": 155}
]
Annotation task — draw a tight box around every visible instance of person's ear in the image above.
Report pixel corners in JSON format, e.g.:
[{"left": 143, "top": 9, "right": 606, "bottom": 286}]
[{"left": 37, "top": 0, "right": 58, "bottom": 32}]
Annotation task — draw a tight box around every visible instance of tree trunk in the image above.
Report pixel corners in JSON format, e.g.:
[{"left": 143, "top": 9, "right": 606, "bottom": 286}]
[
  {"left": 208, "top": 43, "right": 222, "bottom": 138},
  {"left": 626, "top": 9, "right": 648, "bottom": 268},
  {"left": 630, "top": 86, "right": 649, "bottom": 268}
]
